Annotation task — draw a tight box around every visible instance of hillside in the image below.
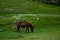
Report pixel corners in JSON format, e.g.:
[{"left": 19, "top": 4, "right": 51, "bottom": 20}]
[{"left": 0, "top": 0, "right": 60, "bottom": 15}]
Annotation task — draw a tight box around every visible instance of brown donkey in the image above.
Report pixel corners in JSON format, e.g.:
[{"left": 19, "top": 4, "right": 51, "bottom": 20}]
[{"left": 13, "top": 20, "right": 34, "bottom": 33}]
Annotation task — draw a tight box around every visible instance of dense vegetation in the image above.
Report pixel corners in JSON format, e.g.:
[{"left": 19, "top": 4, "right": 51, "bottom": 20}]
[
  {"left": 0, "top": 0, "right": 60, "bottom": 15},
  {"left": 0, "top": 14, "right": 60, "bottom": 40},
  {"left": 0, "top": 0, "right": 60, "bottom": 40}
]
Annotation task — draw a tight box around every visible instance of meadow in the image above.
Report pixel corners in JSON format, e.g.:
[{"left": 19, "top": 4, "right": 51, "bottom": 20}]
[
  {"left": 0, "top": 0, "right": 60, "bottom": 15},
  {"left": 0, "top": 0, "right": 60, "bottom": 40},
  {"left": 0, "top": 14, "right": 60, "bottom": 40}
]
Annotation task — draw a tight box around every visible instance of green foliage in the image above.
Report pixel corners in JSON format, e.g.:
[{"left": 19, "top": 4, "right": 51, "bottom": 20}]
[
  {"left": 0, "top": 14, "right": 60, "bottom": 40},
  {"left": 0, "top": 0, "right": 60, "bottom": 15},
  {"left": 0, "top": 0, "right": 60, "bottom": 40}
]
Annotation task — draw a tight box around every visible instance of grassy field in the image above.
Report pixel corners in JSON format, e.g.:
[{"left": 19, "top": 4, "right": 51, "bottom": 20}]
[
  {"left": 0, "top": 14, "right": 60, "bottom": 40},
  {"left": 0, "top": 0, "right": 60, "bottom": 15},
  {"left": 0, "top": 0, "right": 60, "bottom": 40}
]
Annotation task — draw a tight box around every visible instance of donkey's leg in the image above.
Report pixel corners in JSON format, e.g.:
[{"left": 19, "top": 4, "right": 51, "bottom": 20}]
[
  {"left": 31, "top": 29, "right": 33, "bottom": 32},
  {"left": 31, "top": 27, "right": 33, "bottom": 32},
  {"left": 26, "top": 27, "right": 27, "bottom": 32},
  {"left": 17, "top": 25, "right": 20, "bottom": 33},
  {"left": 28, "top": 27, "right": 29, "bottom": 32},
  {"left": 30, "top": 27, "right": 33, "bottom": 32},
  {"left": 26, "top": 27, "right": 29, "bottom": 33}
]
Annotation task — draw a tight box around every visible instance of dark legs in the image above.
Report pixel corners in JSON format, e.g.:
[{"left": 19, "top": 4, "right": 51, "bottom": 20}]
[
  {"left": 26, "top": 27, "right": 29, "bottom": 32},
  {"left": 16, "top": 26, "right": 33, "bottom": 33},
  {"left": 17, "top": 25, "right": 20, "bottom": 33},
  {"left": 26, "top": 27, "right": 34, "bottom": 33},
  {"left": 31, "top": 29, "right": 33, "bottom": 32},
  {"left": 30, "top": 26, "right": 34, "bottom": 32},
  {"left": 17, "top": 26, "right": 30, "bottom": 33}
]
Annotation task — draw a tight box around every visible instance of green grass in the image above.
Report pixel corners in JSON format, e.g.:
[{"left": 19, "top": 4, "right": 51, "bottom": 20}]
[
  {"left": 0, "top": 0, "right": 60, "bottom": 15},
  {"left": 0, "top": 27, "right": 60, "bottom": 40},
  {"left": 0, "top": 0, "right": 60, "bottom": 40},
  {"left": 0, "top": 14, "right": 60, "bottom": 40}
]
